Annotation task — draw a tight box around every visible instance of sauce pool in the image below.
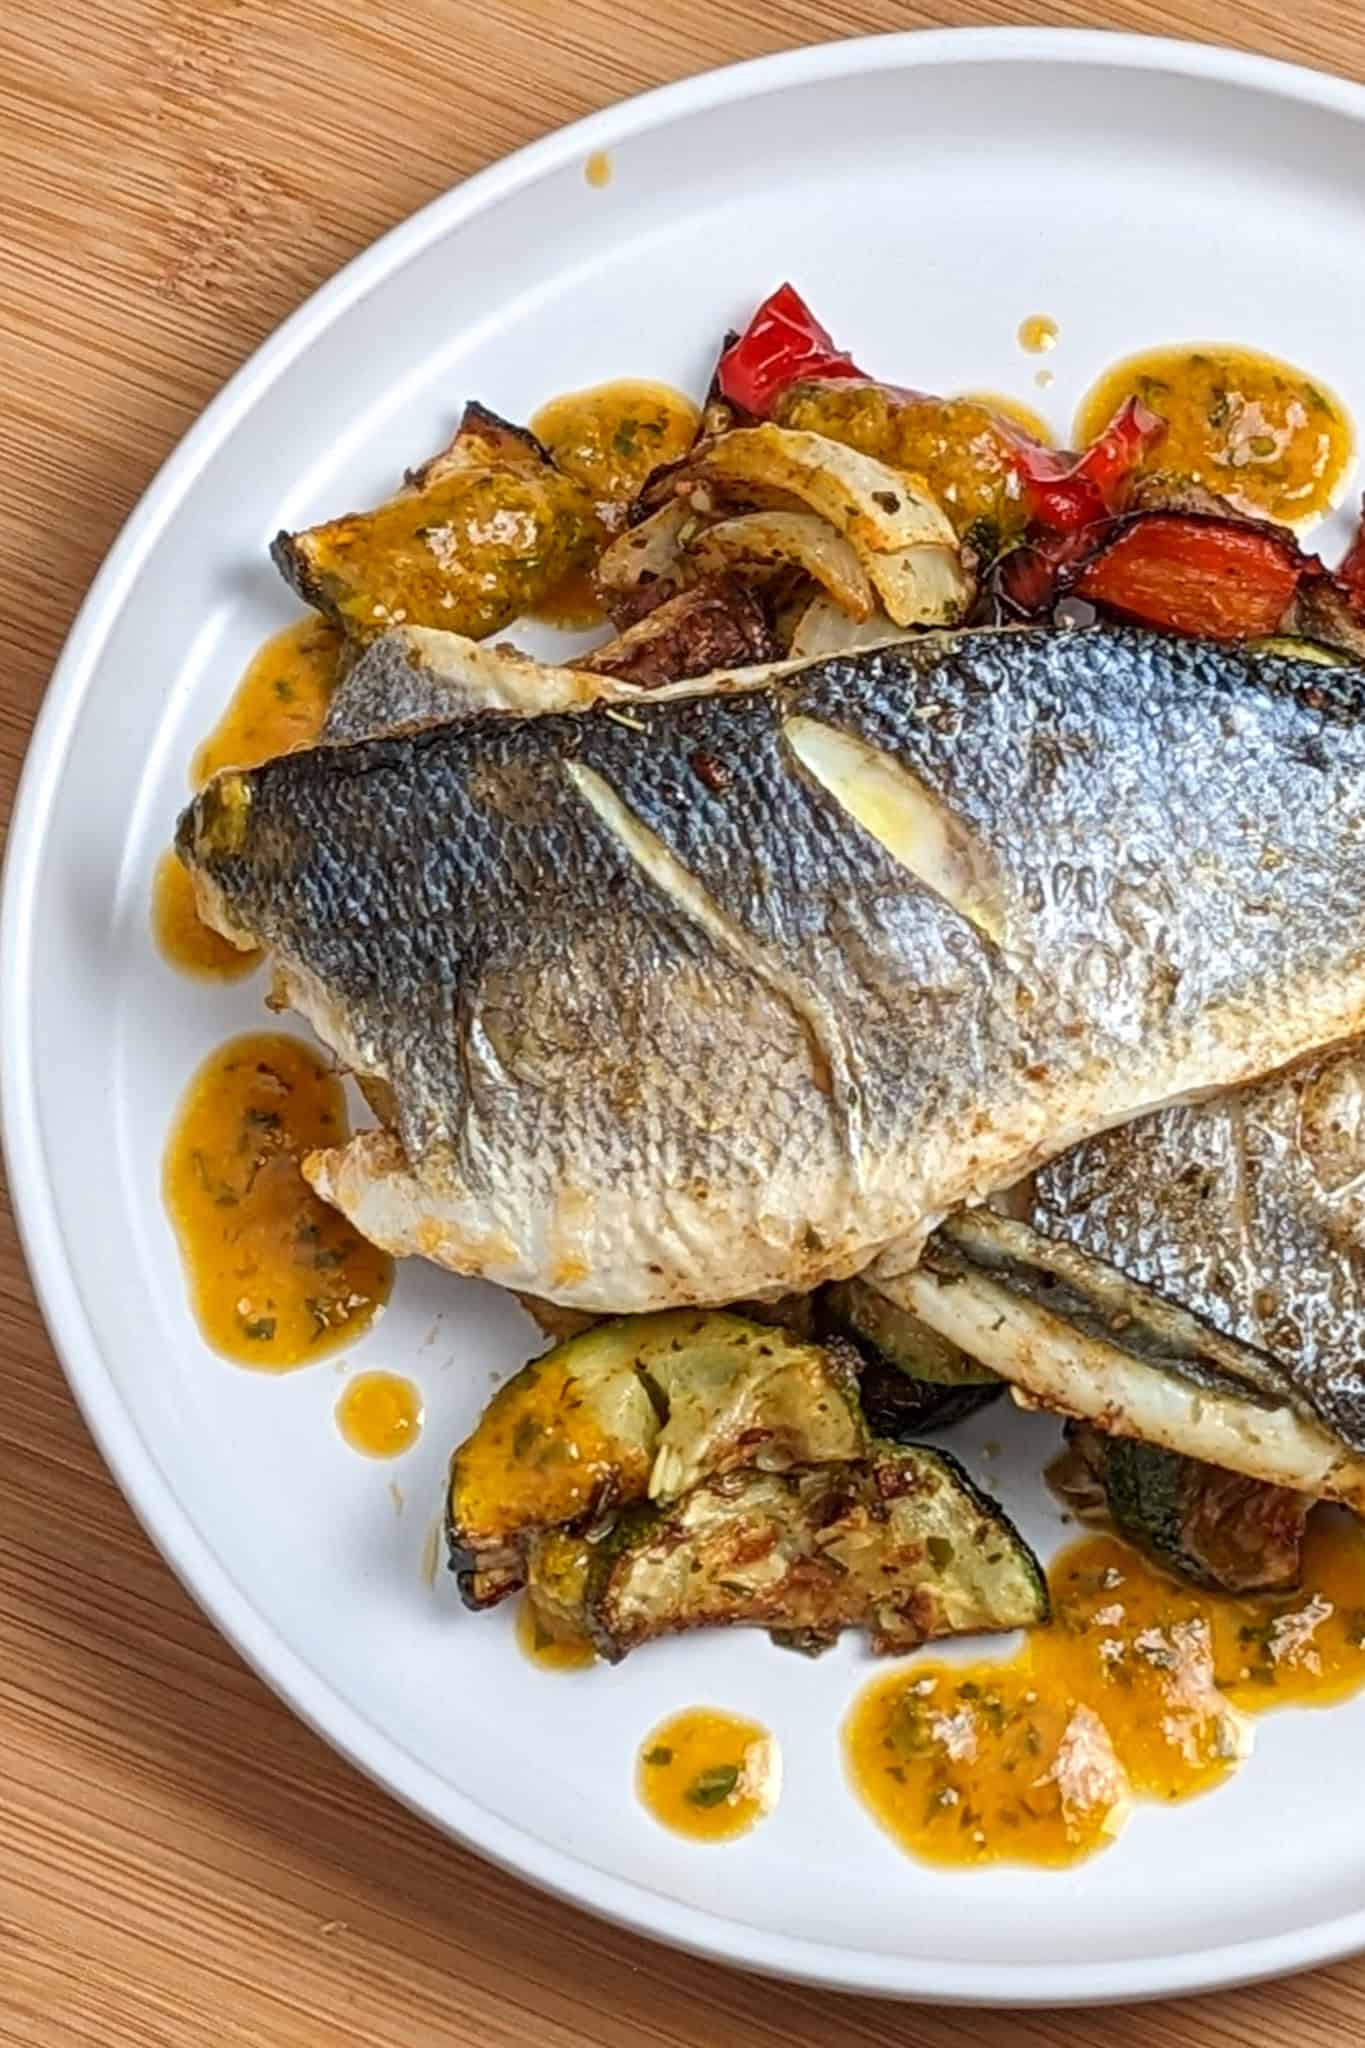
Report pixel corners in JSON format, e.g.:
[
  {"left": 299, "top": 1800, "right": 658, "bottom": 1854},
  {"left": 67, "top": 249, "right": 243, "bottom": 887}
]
[
  {"left": 1075, "top": 344, "right": 1352, "bottom": 525},
  {"left": 637, "top": 1708, "right": 781, "bottom": 1841},
  {"left": 192, "top": 617, "right": 342, "bottom": 786},
  {"left": 163, "top": 1032, "right": 392, "bottom": 1369},
  {"left": 152, "top": 849, "right": 260, "bottom": 981},
  {"left": 154, "top": 619, "right": 343, "bottom": 981},
  {"left": 335, "top": 1372, "right": 423, "bottom": 1458},
  {"left": 846, "top": 1513, "right": 1365, "bottom": 1869},
  {"left": 529, "top": 380, "right": 700, "bottom": 625}
]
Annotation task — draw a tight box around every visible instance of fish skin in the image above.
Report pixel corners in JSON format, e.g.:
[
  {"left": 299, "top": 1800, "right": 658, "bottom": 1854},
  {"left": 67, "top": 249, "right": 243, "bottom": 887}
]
[
  {"left": 1028, "top": 1042, "right": 1365, "bottom": 1452},
  {"left": 178, "top": 627, "right": 1365, "bottom": 1312},
  {"left": 321, "top": 624, "right": 808, "bottom": 743}
]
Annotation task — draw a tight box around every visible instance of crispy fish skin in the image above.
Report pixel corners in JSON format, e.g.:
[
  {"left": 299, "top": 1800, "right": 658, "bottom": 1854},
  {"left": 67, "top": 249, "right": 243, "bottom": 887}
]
[
  {"left": 1028, "top": 1042, "right": 1365, "bottom": 1451},
  {"left": 179, "top": 628, "right": 1365, "bottom": 1312},
  {"left": 320, "top": 625, "right": 810, "bottom": 742}
]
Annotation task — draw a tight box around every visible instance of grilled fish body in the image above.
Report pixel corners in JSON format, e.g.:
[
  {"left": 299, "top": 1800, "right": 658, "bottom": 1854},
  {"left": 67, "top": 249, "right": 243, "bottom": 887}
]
[
  {"left": 179, "top": 627, "right": 1365, "bottom": 1312},
  {"left": 1027, "top": 1043, "right": 1365, "bottom": 1451}
]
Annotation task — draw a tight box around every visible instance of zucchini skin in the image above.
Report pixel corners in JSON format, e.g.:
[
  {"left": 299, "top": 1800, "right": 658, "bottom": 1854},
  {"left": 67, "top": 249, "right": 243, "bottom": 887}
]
[
  {"left": 580, "top": 1441, "right": 1047, "bottom": 1662},
  {"left": 818, "top": 1274, "right": 1002, "bottom": 1433},
  {"left": 1061, "top": 1424, "right": 1310, "bottom": 1594}
]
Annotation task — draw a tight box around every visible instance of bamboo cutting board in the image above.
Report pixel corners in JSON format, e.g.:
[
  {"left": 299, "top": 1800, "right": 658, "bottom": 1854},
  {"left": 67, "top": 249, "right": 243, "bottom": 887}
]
[{"left": 6, "top": 3, "right": 1365, "bottom": 2041}]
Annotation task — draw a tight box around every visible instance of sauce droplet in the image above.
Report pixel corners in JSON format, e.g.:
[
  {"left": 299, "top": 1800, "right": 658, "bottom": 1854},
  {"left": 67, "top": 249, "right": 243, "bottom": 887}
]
[
  {"left": 845, "top": 1513, "right": 1365, "bottom": 1870},
  {"left": 1074, "top": 344, "right": 1352, "bottom": 525},
  {"left": 1018, "top": 315, "right": 1059, "bottom": 355},
  {"left": 585, "top": 150, "right": 612, "bottom": 188},
  {"left": 152, "top": 848, "right": 260, "bottom": 981},
  {"left": 192, "top": 618, "right": 342, "bottom": 787},
  {"left": 336, "top": 1372, "right": 423, "bottom": 1458},
  {"left": 637, "top": 1708, "right": 780, "bottom": 1841},
  {"left": 1034, "top": 367, "right": 1056, "bottom": 391},
  {"left": 516, "top": 1592, "right": 597, "bottom": 1671},
  {"left": 959, "top": 392, "right": 1054, "bottom": 446},
  {"left": 163, "top": 1032, "right": 393, "bottom": 1369}
]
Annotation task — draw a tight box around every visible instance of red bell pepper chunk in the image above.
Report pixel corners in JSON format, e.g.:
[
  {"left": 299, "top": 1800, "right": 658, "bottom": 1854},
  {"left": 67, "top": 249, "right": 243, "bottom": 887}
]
[
  {"left": 717, "top": 284, "right": 868, "bottom": 417},
  {"left": 1075, "top": 515, "right": 1302, "bottom": 640},
  {"left": 994, "top": 527, "right": 1096, "bottom": 617},
  {"left": 1014, "top": 397, "right": 1166, "bottom": 533}
]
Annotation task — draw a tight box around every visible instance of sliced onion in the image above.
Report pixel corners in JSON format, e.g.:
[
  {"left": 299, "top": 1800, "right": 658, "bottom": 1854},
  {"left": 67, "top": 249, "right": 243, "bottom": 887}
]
[
  {"left": 692, "top": 424, "right": 957, "bottom": 554},
  {"left": 787, "top": 593, "right": 913, "bottom": 660},
  {"left": 864, "top": 542, "right": 973, "bottom": 628},
  {"left": 688, "top": 510, "right": 875, "bottom": 619}
]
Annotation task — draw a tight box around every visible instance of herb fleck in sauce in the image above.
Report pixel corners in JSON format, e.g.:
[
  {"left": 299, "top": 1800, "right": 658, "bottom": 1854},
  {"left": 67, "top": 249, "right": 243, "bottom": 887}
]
[
  {"left": 1075, "top": 345, "right": 1352, "bottom": 525},
  {"left": 846, "top": 1515, "right": 1365, "bottom": 1869},
  {"left": 163, "top": 1032, "right": 392, "bottom": 1369},
  {"left": 336, "top": 1372, "right": 423, "bottom": 1458},
  {"left": 637, "top": 1708, "right": 780, "bottom": 1841}
]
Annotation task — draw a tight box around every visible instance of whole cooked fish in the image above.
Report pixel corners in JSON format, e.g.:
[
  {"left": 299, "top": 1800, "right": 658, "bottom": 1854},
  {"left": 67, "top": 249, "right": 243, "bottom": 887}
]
[{"left": 179, "top": 626, "right": 1365, "bottom": 1313}]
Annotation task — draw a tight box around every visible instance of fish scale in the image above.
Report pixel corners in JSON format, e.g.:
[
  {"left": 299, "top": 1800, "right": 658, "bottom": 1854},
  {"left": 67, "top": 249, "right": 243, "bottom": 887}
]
[{"left": 180, "top": 627, "right": 1365, "bottom": 1312}]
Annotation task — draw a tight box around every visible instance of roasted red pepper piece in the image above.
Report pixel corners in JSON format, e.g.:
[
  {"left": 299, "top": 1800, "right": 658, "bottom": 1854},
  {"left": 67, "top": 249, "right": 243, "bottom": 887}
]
[
  {"left": 716, "top": 284, "right": 868, "bottom": 417},
  {"left": 1014, "top": 397, "right": 1166, "bottom": 533},
  {"left": 994, "top": 527, "right": 1097, "bottom": 617},
  {"left": 1075, "top": 515, "right": 1303, "bottom": 640}
]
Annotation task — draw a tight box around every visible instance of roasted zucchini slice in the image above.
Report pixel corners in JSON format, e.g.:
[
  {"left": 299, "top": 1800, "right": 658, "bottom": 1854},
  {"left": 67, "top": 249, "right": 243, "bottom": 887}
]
[
  {"left": 575, "top": 1443, "right": 1047, "bottom": 1662},
  {"left": 1056, "top": 1424, "right": 1311, "bottom": 1594},
  {"left": 272, "top": 401, "right": 597, "bottom": 642},
  {"left": 446, "top": 1309, "right": 865, "bottom": 1607},
  {"left": 819, "top": 1274, "right": 1001, "bottom": 1432}
]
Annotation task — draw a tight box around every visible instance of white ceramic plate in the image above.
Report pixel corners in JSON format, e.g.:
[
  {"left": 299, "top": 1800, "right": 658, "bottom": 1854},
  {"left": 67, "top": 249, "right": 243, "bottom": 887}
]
[{"left": 8, "top": 26, "right": 1365, "bottom": 2005}]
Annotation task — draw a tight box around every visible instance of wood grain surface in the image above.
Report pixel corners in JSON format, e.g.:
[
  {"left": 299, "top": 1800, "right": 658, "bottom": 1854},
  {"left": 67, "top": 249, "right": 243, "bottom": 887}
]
[{"left": 5, "top": 2, "right": 1365, "bottom": 2040}]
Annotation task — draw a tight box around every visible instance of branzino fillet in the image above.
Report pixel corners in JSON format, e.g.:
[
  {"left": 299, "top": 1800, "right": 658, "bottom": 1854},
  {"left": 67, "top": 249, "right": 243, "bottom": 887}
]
[{"left": 178, "top": 627, "right": 1365, "bottom": 1312}]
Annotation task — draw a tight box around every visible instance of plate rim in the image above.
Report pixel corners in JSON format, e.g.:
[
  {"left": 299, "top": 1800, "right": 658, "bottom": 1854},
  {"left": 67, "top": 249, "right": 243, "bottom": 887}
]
[{"left": 8, "top": 24, "right": 1365, "bottom": 2004}]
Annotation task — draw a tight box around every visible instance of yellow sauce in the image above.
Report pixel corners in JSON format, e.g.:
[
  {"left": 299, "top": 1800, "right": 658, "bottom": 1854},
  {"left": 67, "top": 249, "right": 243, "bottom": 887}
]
[
  {"left": 637, "top": 1708, "right": 781, "bottom": 1841},
  {"left": 846, "top": 1514, "right": 1365, "bottom": 1870},
  {"left": 960, "top": 393, "right": 1054, "bottom": 446},
  {"left": 164, "top": 1032, "right": 393, "bottom": 1369},
  {"left": 152, "top": 848, "right": 260, "bottom": 981},
  {"left": 335, "top": 1371, "right": 423, "bottom": 1458},
  {"left": 529, "top": 380, "right": 700, "bottom": 624},
  {"left": 191, "top": 618, "right": 342, "bottom": 787},
  {"left": 1035, "top": 368, "right": 1055, "bottom": 391},
  {"left": 532, "top": 380, "right": 698, "bottom": 516},
  {"left": 515, "top": 1591, "right": 597, "bottom": 1671},
  {"left": 776, "top": 383, "right": 1029, "bottom": 539},
  {"left": 585, "top": 150, "right": 612, "bottom": 189},
  {"left": 1074, "top": 345, "right": 1353, "bottom": 524},
  {"left": 155, "top": 619, "right": 342, "bottom": 981},
  {"left": 1018, "top": 314, "right": 1059, "bottom": 355}
]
